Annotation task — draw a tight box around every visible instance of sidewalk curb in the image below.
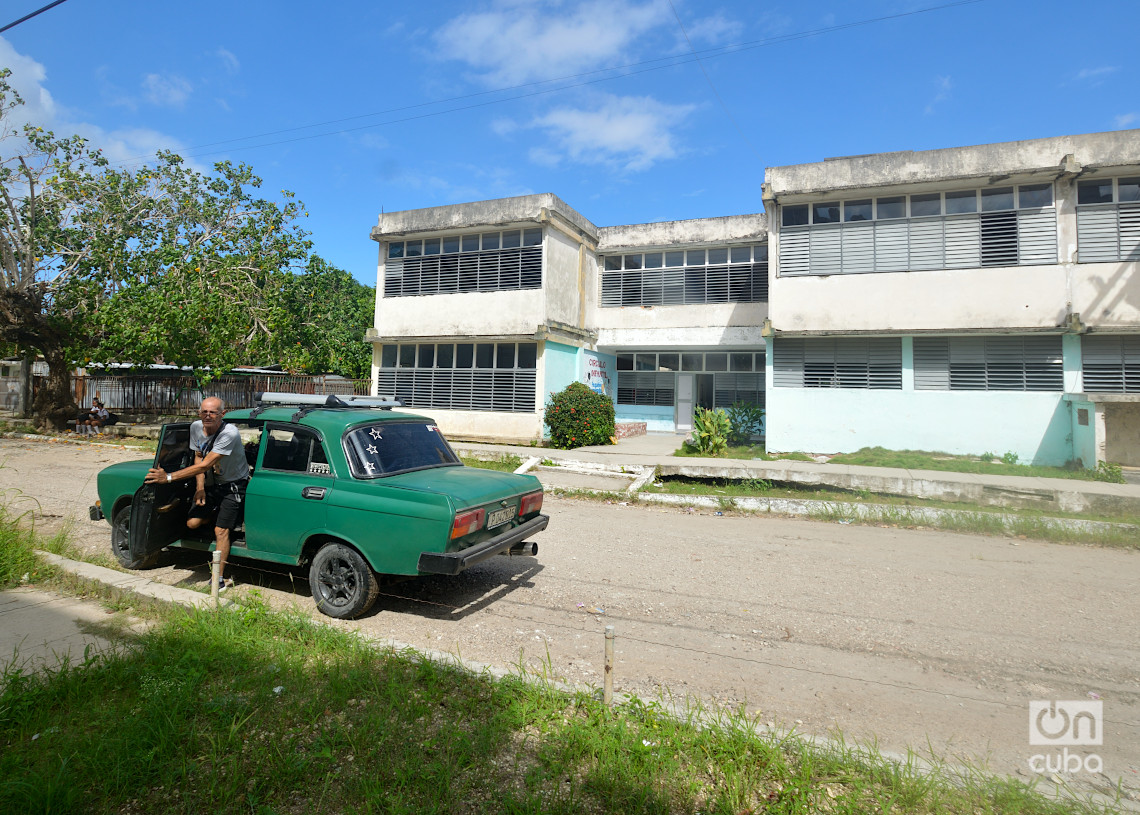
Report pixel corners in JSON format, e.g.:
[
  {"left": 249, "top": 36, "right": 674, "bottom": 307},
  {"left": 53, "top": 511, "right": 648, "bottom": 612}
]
[
  {"left": 36, "top": 551, "right": 231, "bottom": 610},
  {"left": 622, "top": 492, "right": 1140, "bottom": 536}
]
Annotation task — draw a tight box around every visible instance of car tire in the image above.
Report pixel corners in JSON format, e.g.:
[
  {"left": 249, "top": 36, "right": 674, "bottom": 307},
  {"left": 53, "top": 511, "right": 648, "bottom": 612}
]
[
  {"left": 110, "top": 505, "right": 158, "bottom": 570},
  {"left": 308, "top": 542, "right": 379, "bottom": 619}
]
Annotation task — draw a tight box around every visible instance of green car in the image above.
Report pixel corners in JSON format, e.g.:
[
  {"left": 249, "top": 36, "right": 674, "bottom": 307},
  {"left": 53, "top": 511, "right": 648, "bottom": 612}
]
[{"left": 90, "top": 393, "right": 548, "bottom": 619}]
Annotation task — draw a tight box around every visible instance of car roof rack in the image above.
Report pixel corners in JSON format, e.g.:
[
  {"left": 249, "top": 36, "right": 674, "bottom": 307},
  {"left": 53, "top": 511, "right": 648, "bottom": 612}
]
[{"left": 251, "top": 392, "right": 406, "bottom": 421}]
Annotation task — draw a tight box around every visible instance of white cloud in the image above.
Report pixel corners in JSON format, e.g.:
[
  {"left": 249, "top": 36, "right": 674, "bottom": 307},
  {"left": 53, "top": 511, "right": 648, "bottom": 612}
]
[
  {"left": 215, "top": 48, "right": 240, "bottom": 75},
  {"left": 924, "top": 75, "right": 952, "bottom": 115},
  {"left": 434, "top": 0, "right": 672, "bottom": 85},
  {"left": 0, "top": 38, "right": 196, "bottom": 168},
  {"left": 530, "top": 93, "right": 695, "bottom": 171},
  {"left": 1075, "top": 66, "right": 1118, "bottom": 82},
  {"left": 680, "top": 13, "right": 736, "bottom": 46},
  {"left": 527, "top": 146, "right": 562, "bottom": 167},
  {"left": 0, "top": 37, "right": 58, "bottom": 128},
  {"left": 354, "top": 133, "right": 390, "bottom": 151},
  {"left": 490, "top": 117, "right": 518, "bottom": 136},
  {"left": 1116, "top": 113, "right": 1139, "bottom": 128},
  {"left": 142, "top": 73, "right": 192, "bottom": 108}
]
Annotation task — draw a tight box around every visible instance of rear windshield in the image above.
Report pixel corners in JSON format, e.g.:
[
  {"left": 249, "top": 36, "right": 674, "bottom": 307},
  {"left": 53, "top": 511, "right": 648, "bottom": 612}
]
[{"left": 344, "top": 421, "right": 461, "bottom": 477}]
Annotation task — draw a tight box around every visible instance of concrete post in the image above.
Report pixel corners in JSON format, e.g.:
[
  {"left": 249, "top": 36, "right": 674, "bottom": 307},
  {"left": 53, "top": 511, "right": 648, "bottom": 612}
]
[
  {"left": 211, "top": 550, "right": 221, "bottom": 606},
  {"left": 603, "top": 625, "right": 614, "bottom": 706}
]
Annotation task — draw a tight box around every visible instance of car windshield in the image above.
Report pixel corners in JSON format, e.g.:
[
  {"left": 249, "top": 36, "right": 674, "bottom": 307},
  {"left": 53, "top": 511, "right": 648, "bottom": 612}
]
[{"left": 344, "top": 421, "right": 461, "bottom": 477}]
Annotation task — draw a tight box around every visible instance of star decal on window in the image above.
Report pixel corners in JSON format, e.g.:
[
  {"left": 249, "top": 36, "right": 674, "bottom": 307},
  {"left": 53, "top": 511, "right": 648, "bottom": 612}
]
[
  {"left": 366, "top": 444, "right": 378, "bottom": 454},
  {"left": 369, "top": 427, "right": 383, "bottom": 439},
  {"left": 364, "top": 462, "right": 376, "bottom": 474}
]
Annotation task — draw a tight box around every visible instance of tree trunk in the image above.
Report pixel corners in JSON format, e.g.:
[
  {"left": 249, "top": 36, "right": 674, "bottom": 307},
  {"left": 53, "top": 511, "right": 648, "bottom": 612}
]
[
  {"left": 33, "top": 346, "right": 77, "bottom": 430},
  {"left": 0, "top": 289, "right": 77, "bottom": 430}
]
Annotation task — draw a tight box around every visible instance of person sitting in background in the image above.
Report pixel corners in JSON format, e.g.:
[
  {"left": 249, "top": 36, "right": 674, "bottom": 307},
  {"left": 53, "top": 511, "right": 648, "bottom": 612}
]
[{"left": 80, "top": 399, "right": 110, "bottom": 435}]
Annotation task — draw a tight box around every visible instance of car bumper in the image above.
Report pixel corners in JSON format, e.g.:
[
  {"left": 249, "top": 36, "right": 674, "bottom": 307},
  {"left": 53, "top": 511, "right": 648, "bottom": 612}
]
[
  {"left": 417, "top": 514, "right": 549, "bottom": 576},
  {"left": 89, "top": 504, "right": 104, "bottom": 521}
]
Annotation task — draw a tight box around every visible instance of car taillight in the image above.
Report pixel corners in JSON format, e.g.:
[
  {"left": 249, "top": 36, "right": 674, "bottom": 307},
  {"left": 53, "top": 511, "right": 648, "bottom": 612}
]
[
  {"left": 451, "top": 508, "right": 485, "bottom": 539},
  {"left": 520, "top": 491, "right": 543, "bottom": 516}
]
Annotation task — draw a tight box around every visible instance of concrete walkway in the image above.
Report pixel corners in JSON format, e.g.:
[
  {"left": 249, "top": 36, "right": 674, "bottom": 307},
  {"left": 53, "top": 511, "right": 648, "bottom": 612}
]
[
  {"left": 14, "top": 422, "right": 1140, "bottom": 515},
  {"left": 450, "top": 432, "right": 1140, "bottom": 516},
  {"left": 0, "top": 554, "right": 229, "bottom": 678}
]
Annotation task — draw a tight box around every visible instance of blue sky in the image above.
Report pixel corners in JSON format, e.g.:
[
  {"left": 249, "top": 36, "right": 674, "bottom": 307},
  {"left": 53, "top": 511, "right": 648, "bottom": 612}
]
[{"left": 2, "top": 0, "right": 1138, "bottom": 285}]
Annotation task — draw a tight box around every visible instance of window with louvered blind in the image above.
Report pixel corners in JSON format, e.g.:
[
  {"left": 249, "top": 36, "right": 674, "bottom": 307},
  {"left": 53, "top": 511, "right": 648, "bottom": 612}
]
[
  {"left": 384, "top": 228, "right": 543, "bottom": 297},
  {"left": 779, "top": 184, "right": 1057, "bottom": 276},
  {"left": 615, "top": 350, "right": 766, "bottom": 406},
  {"left": 1076, "top": 177, "right": 1140, "bottom": 263},
  {"left": 772, "top": 338, "right": 902, "bottom": 389},
  {"left": 913, "top": 336, "right": 1063, "bottom": 391},
  {"left": 376, "top": 342, "right": 538, "bottom": 412},
  {"left": 1082, "top": 335, "right": 1140, "bottom": 393},
  {"left": 600, "top": 245, "right": 767, "bottom": 307}
]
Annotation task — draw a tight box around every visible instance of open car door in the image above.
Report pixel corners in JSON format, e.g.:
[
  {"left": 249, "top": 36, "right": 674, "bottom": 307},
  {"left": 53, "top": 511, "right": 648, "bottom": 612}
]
[{"left": 128, "top": 423, "right": 194, "bottom": 564}]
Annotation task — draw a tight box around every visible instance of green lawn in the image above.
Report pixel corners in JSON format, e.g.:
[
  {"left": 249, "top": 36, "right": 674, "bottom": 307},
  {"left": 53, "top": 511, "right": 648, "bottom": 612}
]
[
  {"left": 828, "top": 447, "right": 1124, "bottom": 483},
  {"left": 673, "top": 443, "right": 814, "bottom": 462},
  {"left": 0, "top": 513, "right": 1123, "bottom": 814}
]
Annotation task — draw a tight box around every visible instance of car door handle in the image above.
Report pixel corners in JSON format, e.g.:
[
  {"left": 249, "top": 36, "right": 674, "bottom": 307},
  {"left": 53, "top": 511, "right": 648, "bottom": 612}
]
[{"left": 301, "top": 487, "right": 327, "bottom": 500}]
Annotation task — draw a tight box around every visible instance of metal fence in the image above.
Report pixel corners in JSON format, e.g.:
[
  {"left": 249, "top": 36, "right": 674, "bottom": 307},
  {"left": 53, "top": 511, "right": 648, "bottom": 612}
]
[{"left": 71, "top": 374, "right": 371, "bottom": 415}]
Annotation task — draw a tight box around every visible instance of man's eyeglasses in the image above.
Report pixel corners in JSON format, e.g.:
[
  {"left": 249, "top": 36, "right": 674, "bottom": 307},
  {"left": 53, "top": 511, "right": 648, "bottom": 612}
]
[{"left": 199, "top": 410, "right": 222, "bottom": 417}]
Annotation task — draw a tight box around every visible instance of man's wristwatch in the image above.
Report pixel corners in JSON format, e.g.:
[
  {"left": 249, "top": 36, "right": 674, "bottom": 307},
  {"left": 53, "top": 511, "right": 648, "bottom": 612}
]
[{"left": 166, "top": 473, "right": 173, "bottom": 483}]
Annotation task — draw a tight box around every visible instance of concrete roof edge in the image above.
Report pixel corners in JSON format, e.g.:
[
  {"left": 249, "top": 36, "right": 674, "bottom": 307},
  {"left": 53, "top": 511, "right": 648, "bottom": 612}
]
[
  {"left": 765, "top": 129, "right": 1140, "bottom": 197},
  {"left": 597, "top": 213, "right": 768, "bottom": 251},
  {"left": 370, "top": 193, "right": 597, "bottom": 241}
]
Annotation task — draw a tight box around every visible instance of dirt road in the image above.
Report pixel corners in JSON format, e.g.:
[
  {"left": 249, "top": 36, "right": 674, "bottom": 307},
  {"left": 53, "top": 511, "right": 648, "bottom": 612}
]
[{"left": 3, "top": 437, "right": 1138, "bottom": 794}]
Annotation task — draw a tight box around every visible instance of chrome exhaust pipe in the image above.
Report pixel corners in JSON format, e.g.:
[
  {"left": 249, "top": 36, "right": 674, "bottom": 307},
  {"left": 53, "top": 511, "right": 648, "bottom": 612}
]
[{"left": 503, "top": 541, "right": 538, "bottom": 557}]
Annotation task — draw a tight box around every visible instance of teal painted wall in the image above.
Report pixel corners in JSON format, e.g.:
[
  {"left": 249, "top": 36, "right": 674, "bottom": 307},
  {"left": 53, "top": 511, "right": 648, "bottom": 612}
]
[
  {"left": 616, "top": 405, "right": 675, "bottom": 432},
  {"left": 765, "top": 334, "right": 1081, "bottom": 466},
  {"left": 542, "top": 343, "right": 620, "bottom": 438},
  {"left": 1069, "top": 398, "right": 1098, "bottom": 468},
  {"left": 543, "top": 341, "right": 581, "bottom": 405},
  {"left": 766, "top": 388, "right": 1074, "bottom": 465}
]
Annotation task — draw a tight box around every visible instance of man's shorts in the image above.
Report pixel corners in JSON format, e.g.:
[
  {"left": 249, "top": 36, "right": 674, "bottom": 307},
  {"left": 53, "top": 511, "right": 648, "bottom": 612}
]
[{"left": 188, "top": 479, "right": 249, "bottom": 530}]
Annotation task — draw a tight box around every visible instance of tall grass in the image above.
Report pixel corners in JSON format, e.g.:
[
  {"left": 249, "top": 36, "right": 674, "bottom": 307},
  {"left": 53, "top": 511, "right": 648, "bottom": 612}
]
[
  {"left": 829, "top": 447, "right": 1124, "bottom": 483},
  {"left": 0, "top": 491, "right": 1125, "bottom": 813},
  {"left": 0, "top": 596, "right": 1122, "bottom": 814}
]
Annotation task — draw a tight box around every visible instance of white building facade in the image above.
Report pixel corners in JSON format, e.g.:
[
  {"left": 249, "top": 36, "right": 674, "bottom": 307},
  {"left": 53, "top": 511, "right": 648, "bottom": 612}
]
[
  {"left": 369, "top": 195, "right": 768, "bottom": 442},
  {"left": 369, "top": 129, "right": 1139, "bottom": 466},
  {"left": 762, "top": 130, "right": 1140, "bottom": 466}
]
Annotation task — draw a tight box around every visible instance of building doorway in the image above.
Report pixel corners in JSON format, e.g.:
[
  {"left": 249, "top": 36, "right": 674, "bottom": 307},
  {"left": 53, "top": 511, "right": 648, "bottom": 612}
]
[{"left": 696, "top": 374, "right": 715, "bottom": 410}]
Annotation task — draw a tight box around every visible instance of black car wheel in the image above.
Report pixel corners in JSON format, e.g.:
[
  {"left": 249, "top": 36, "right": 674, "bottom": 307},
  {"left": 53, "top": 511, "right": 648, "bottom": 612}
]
[
  {"left": 110, "top": 505, "right": 158, "bottom": 570},
  {"left": 309, "top": 542, "right": 379, "bottom": 619}
]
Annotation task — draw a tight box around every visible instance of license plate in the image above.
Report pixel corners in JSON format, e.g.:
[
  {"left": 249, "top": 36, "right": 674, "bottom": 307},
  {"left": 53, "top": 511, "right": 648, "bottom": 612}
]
[{"left": 486, "top": 505, "right": 516, "bottom": 529}]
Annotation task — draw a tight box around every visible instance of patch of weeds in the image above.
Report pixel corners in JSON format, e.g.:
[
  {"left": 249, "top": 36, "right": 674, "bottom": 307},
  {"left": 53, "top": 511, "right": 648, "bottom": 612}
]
[
  {"left": 741, "top": 478, "right": 772, "bottom": 493},
  {"left": 830, "top": 446, "right": 1118, "bottom": 483},
  {"left": 1093, "top": 460, "right": 1124, "bottom": 484},
  {"left": 460, "top": 453, "right": 524, "bottom": 472}
]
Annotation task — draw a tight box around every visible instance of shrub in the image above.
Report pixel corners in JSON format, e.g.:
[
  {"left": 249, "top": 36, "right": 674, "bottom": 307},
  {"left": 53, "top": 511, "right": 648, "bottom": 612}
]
[
  {"left": 725, "top": 401, "right": 765, "bottom": 446},
  {"left": 544, "top": 381, "right": 615, "bottom": 450},
  {"left": 686, "top": 406, "right": 730, "bottom": 456},
  {"left": 1093, "top": 460, "right": 1124, "bottom": 484}
]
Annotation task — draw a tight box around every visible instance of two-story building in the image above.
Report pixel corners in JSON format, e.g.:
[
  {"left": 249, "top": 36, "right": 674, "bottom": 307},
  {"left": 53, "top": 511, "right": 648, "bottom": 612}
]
[
  {"left": 762, "top": 130, "right": 1140, "bottom": 467},
  {"left": 368, "top": 129, "right": 1139, "bottom": 466},
  {"left": 368, "top": 195, "right": 769, "bottom": 441}
]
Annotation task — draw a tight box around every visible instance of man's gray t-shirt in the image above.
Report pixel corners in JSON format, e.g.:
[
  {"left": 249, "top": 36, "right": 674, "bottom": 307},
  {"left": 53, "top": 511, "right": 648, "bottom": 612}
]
[{"left": 190, "top": 421, "right": 250, "bottom": 484}]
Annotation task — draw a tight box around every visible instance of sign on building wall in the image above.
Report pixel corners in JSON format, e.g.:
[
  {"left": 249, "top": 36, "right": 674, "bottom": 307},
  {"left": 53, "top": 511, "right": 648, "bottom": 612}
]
[{"left": 581, "top": 350, "right": 615, "bottom": 397}]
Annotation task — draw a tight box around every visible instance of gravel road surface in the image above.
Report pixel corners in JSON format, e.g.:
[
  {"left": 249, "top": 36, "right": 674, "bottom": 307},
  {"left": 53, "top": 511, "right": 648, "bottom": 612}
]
[{"left": 3, "top": 436, "right": 1137, "bottom": 796}]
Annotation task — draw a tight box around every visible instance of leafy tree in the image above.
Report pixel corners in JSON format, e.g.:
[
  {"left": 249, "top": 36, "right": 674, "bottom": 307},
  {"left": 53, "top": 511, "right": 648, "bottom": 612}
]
[
  {"left": 270, "top": 256, "right": 374, "bottom": 379},
  {"left": 0, "top": 69, "right": 314, "bottom": 427},
  {"left": 81, "top": 156, "right": 311, "bottom": 378},
  {"left": 0, "top": 69, "right": 157, "bottom": 426}
]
